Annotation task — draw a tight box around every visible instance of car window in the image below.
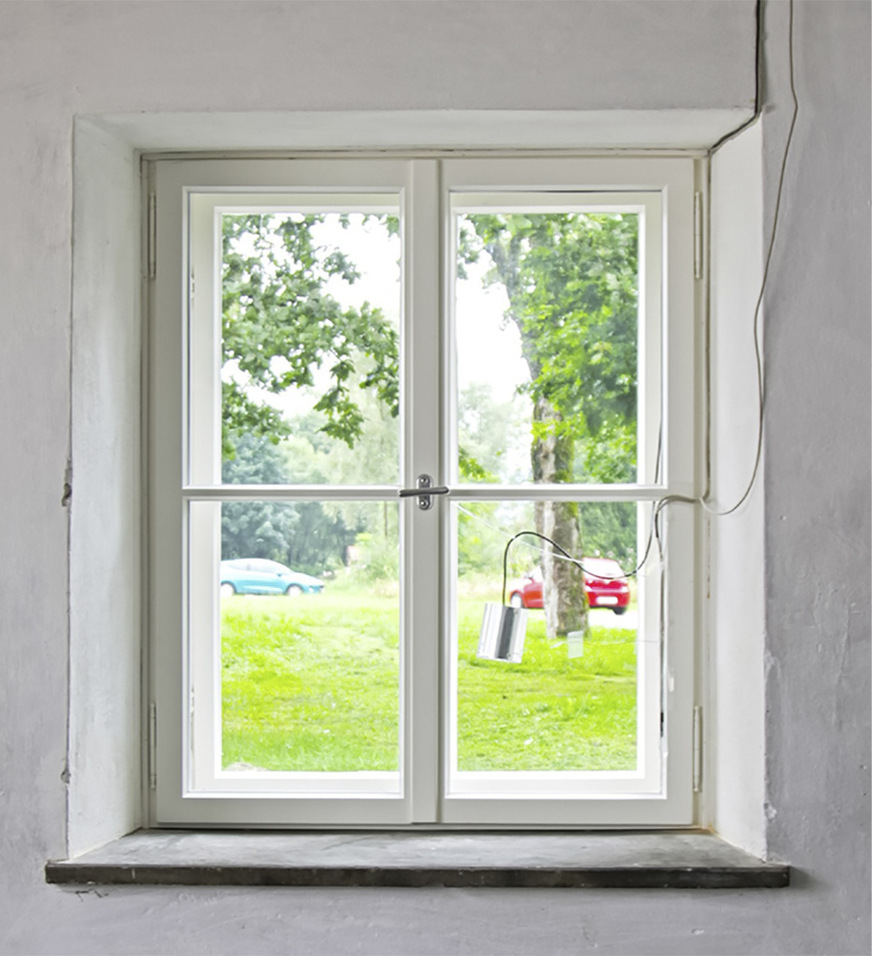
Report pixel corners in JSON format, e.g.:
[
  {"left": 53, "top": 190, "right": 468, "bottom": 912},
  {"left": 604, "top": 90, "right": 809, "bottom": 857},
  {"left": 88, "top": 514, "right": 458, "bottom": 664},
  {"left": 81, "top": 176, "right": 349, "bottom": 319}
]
[
  {"left": 583, "top": 558, "right": 624, "bottom": 578},
  {"left": 249, "top": 559, "right": 287, "bottom": 574}
]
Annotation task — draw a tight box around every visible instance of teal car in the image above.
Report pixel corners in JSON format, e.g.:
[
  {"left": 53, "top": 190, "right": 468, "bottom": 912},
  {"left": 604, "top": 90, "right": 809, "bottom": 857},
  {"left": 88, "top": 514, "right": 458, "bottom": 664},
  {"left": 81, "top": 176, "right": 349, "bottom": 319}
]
[{"left": 219, "top": 559, "right": 325, "bottom": 598}]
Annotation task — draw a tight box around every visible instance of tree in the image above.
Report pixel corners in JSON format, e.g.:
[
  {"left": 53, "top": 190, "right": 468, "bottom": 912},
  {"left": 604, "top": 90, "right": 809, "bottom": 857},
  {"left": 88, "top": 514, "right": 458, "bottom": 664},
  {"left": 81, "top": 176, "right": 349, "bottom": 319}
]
[
  {"left": 221, "top": 213, "right": 399, "bottom": 457},
  {"left": 281, "top": 385, "right": 401, "bottom": 580},
  {"left": 221, "top": 432, "right": 301, "bottom": 564},
  {"left": 219, "top": 212, "right": 400, "bottom": 573},
  {"left": 220, "top": 210, "right": 639, "bottom": 637},
  {"left": 461, "top": 213, "right": 639, "bottom": 637},
  {"left": 221, "top": 432, "right": 357, "bottom": 575}
]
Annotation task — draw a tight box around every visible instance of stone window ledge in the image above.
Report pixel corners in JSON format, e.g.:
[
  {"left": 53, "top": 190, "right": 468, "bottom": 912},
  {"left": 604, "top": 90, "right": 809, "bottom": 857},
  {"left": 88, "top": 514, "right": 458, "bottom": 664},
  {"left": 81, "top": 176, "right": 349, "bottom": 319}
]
[{"left": 46, "top": 830, "right": 789, "bottom": 889}]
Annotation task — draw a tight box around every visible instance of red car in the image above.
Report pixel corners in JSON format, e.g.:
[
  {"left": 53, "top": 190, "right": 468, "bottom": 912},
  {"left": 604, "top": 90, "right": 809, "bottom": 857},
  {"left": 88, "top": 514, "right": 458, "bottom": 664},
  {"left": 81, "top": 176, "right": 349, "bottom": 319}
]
[{"left": 508, "top": 558, "right": 630, "bottom": 615}]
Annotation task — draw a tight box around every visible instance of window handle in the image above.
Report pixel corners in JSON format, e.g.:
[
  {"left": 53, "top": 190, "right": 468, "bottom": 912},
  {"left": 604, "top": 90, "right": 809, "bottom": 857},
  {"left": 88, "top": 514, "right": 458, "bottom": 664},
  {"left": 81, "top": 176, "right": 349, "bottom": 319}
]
[{"left": 398, "top": 474, "right": 450, "bottom": 511}]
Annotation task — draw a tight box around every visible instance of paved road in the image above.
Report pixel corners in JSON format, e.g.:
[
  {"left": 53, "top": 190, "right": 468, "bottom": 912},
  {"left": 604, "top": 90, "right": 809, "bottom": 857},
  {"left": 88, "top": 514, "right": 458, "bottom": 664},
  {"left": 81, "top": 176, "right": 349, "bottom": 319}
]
[{"left": 589, "top": 608, "right": 638, "bottom": 630}]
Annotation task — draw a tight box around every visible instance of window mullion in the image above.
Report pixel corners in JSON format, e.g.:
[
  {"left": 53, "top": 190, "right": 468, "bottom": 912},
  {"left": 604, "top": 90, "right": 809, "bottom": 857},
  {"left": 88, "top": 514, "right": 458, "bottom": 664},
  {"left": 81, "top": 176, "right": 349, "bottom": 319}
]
[{"left": 403, "top": 160, "right": 442, "bottom": 823}]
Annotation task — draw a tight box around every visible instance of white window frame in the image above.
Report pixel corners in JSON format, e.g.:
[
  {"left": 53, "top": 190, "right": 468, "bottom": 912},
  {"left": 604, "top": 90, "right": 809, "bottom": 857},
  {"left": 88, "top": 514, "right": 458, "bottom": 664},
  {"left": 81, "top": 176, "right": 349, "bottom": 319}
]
[{"left": 148, "top": 155, "right": 698, "bottom": 828}]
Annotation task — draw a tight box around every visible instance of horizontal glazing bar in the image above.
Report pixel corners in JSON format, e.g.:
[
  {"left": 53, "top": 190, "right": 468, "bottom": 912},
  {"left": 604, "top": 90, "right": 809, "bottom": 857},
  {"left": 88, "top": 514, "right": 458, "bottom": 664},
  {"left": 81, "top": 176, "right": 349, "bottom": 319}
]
[
  {"left": 183, "top": 485, "right": 401, "bottom": 501},
  {"left": 449, "top": 484, "right": 669, "bottom": 502},
  {"left": 183, "top": 484, "right": 673, "bottom": 502}
]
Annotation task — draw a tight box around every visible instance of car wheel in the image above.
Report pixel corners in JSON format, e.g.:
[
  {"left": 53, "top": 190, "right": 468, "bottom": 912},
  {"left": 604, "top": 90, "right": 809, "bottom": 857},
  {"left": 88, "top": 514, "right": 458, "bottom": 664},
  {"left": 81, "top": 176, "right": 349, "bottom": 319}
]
[
  {"left": 509, "top": 592, "right": 524, "bottom": 609},
  {"left": 220, "top": 582, "right": 236, "bottom": 599},
  {"left": 286, "top": 584, "right": 304, "bottom": 597},
  {"left": 613, "top": 606, "right": 627, "bottom": 616}
]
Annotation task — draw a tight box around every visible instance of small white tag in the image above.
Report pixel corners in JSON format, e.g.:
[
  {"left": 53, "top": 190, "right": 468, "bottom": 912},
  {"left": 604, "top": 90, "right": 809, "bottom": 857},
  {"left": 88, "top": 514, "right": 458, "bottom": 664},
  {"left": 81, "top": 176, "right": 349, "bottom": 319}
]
[{"left": 567, "top": 630, "right": 584, "bottom": 659}]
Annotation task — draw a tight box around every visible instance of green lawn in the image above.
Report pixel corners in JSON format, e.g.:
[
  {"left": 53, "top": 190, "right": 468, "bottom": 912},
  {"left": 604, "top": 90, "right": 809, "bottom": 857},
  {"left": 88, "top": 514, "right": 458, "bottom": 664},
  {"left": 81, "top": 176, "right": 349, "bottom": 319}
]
[
  {"left": 221, "top": 584, "right": 637, "bottom": 773},
  {"left": 455, "top": 600, "right": 637, "bottom": 771},
  {"left": 221, "top": 591, "right": 400, "bottom": 771}
]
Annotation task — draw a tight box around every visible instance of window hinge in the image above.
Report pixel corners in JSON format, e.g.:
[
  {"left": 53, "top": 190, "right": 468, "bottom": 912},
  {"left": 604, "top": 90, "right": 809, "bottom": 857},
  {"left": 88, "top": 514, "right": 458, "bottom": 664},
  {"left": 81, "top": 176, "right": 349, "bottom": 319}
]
[
  {"left": 147, "top": 193, "right": 157, "bottom": 279},
  {"left": 190, "top": 687, "right": 196, "bottom": 758},
  {"left": 692, "top": 705, "right": 703, "bottom": 792},
  {"left": 693, "top": 191, "right": 703, "bottom": 280},
  {"left": 148, "top": 701, "right": 157, "bottom": 790}
]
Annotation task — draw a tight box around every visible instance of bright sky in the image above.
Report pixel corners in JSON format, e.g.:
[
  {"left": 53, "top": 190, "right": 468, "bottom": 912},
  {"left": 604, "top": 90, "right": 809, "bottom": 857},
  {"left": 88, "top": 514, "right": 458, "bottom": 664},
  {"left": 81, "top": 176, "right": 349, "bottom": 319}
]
[
  {"left": 315, "top": 216, "right": 531, "bottom": 402},
  {"left": 242, "top": 215, "right": 532, "bottom": 421}
]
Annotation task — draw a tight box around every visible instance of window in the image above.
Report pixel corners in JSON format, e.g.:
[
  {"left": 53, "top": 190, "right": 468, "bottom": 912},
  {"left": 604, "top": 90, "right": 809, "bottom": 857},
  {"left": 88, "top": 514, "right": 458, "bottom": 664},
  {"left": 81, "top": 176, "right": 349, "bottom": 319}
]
[{"left": 149, "top": 156, "right": 698, "bottom": 827}]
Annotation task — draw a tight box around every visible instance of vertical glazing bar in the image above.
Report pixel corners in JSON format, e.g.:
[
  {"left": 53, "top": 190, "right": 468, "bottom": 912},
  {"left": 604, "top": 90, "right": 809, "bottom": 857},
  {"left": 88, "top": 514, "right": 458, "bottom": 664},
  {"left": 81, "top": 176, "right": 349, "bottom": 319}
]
[
  {"left": 404, "top": 160, "right": 441, "bottom": 823},
  {"left": 187, "top": 195, "right": 221, "bottom": 487}
]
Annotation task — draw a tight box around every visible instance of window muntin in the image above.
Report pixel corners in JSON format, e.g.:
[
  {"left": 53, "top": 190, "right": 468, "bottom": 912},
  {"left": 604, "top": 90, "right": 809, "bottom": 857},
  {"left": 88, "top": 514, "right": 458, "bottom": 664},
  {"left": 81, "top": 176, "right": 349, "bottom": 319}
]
[{"left": 150, "top": 156, "right": 697, "bottom": 827}]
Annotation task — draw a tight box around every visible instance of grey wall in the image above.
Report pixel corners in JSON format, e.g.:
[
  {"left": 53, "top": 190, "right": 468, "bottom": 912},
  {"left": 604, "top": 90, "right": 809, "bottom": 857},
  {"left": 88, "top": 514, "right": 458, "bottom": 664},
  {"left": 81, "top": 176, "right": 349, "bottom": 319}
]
[
  {"left": 762, "top": 0, "right": 871, "bottom": 926},
  {"left": 0, "top": 2, "right": 868, "bottom": 954}
]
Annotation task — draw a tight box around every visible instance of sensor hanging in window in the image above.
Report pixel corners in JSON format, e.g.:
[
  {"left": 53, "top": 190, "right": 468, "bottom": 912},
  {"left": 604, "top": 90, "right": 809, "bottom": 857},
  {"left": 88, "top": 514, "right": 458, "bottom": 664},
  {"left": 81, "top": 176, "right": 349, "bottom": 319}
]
[
  {"left": 478, "top": 602, "right": 527, "bottom": 663},
  {"left": 477, "top": 529, "right": 585, "bottom": 664}
]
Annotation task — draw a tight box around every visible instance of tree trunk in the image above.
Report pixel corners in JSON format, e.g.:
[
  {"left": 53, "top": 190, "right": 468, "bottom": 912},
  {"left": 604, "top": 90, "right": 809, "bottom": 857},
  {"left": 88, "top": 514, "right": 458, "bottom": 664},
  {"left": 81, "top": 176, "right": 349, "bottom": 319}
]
[
  {"left": 532, "top": 396, "right": 588, "bottom": 639},
  {"left": 485, "top": 233, "right": 589, "bottom": 640}
]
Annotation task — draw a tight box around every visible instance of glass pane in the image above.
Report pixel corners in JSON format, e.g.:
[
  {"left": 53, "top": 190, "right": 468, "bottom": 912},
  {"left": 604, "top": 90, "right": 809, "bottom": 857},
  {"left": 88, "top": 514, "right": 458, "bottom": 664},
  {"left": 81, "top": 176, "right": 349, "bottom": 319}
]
[
  {"left": 455, "top": 211, "right": 641, "bottom": 485},
  {"left": 219, "top": 500, "right": 400, "bottom": 772},
  {"left": 453, "top": 500, "right": 642, "bottom": 773},
  {"left": 221, "top": 209, "right": 401, "bottom": 484}
]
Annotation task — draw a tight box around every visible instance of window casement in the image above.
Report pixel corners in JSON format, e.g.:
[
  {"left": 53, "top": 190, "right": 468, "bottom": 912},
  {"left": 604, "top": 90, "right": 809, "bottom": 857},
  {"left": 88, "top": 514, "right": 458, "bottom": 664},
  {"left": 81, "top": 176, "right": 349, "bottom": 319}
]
[{"left": 148, "top": 155, "right": 698, "bottom": 828}]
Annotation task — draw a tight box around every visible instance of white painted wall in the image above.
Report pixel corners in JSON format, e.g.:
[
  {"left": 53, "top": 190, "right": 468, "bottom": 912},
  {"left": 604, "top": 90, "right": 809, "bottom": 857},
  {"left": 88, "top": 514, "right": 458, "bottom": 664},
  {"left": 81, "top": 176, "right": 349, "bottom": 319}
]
[
  {"left": 0, "top": 2, "right": 868, "bottom": 953},
  {"left": 707, "top": 122, "right": 766, "bottom": 855},
  {"left": 67, "top": 121, "right": 142, "bottom": 857}
]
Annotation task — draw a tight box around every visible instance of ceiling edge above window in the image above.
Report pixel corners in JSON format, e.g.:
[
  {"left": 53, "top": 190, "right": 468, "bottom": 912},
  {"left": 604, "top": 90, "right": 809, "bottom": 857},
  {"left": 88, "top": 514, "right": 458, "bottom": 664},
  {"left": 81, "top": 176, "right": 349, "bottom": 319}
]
[{"left": 78, "top": 109, "right": 755, "bottom": 155}]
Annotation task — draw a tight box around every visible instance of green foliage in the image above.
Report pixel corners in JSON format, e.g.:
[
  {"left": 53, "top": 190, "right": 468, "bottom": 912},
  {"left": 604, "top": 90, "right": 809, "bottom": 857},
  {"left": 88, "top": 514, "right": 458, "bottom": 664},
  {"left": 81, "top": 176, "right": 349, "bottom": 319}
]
[
  {"left": 349, "top": 527, "right": 399, "bottom": 584},
  {"left": 462, "top": 212, "right": 639, "bottom": 484},
  {"left": 221, "top": 213, "right": 398, "bottom": 458},
  {"left": 456, "top": 503, "right": 507, "bottom": 577},
  {"left": 280, "top": 381, "right": 399, "bottom": 488},
  {"left": 221, "top": 433, "right": 299, "bottom": 563},
  {"left": 457, "top": 382, "right": 527, "bottom": 483},
  {"left": 461, "top": 212, "right": 641, "bottom": 606},
  {"left": 278, "top": 387, "right": 401, "bottom": 572},
  {"left": 580, "top": 502, "right": 638, "bottom": 574},
  {"left": 221, "top": 433, "right": 356, "bottom": 576},
  {"left": 220, "top": 211, "right": 641, "bottom": 585}
]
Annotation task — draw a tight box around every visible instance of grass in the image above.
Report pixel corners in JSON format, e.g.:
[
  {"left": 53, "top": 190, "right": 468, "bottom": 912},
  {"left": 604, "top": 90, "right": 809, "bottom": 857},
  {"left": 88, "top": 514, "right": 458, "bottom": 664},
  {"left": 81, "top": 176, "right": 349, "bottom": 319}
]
[
  {"left": 455, "top": 601, "right": 637, "bottom": 771},
  {"left": 221, "top": 591, "right": 400, "bottom": 771},
  {"left": 221, "top": 582, "right": 637, "bottom": 773}
]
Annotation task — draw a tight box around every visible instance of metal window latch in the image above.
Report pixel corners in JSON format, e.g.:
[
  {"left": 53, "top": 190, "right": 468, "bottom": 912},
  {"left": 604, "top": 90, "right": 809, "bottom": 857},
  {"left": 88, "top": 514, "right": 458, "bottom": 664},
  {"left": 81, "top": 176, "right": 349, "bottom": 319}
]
[{"left": 398, "top": 474, "right": 450, "bottom": 511}]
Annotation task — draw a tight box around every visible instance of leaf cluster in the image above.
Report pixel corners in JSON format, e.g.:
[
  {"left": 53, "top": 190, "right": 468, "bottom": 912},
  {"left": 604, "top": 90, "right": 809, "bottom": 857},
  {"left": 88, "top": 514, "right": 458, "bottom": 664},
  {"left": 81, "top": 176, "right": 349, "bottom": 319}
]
[
  {"left": 221, "top": 433, "right": 356, "bottom": 575},
  {"left": 461, "top": 212, "right": 639, "bottom": 482},
  {"left": 221, "top": 213, "right": 398, "bottom": 456}
]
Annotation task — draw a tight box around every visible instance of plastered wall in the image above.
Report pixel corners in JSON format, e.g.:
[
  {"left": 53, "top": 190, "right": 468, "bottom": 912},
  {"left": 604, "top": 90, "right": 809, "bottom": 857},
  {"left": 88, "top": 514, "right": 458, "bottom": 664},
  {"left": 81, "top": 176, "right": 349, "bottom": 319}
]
[{"left": 0, "top": 2, "right": 869, "bottom": 954}]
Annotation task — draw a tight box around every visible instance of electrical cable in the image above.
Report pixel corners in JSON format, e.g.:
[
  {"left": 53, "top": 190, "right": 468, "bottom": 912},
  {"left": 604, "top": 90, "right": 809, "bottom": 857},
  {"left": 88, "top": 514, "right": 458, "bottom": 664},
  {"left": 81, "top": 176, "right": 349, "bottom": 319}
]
[
  {"left": 707, "top": 0, "right": 764, "bottom": 155},
  {"left": 457, "top": 501, "right": 659, "bottom": 584},
  {"left": 456, "top": 0, "right": 797, "bottom": 621},
  {"left": 500, "top": 530, "right": 577, "bottom": 606},
  {"left": 458, "top": 507, "right": 662, "bottom": 648},
  {"left": 699, "top": 0, "right": 798, "bottom": 517},
  {"left": 593, "top": 0, "right": 798, "bottom": 529}
]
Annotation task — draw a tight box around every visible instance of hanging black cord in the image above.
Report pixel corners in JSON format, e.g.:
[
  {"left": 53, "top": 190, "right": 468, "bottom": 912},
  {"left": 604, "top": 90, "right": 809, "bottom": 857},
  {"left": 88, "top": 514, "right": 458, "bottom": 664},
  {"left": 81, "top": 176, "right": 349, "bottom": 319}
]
[
  {"left": 499, "top": 510, "right": 664, "bottom": 607},
  {"left": 501, "top": 531, "right": 580, "bottom": 607}
]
